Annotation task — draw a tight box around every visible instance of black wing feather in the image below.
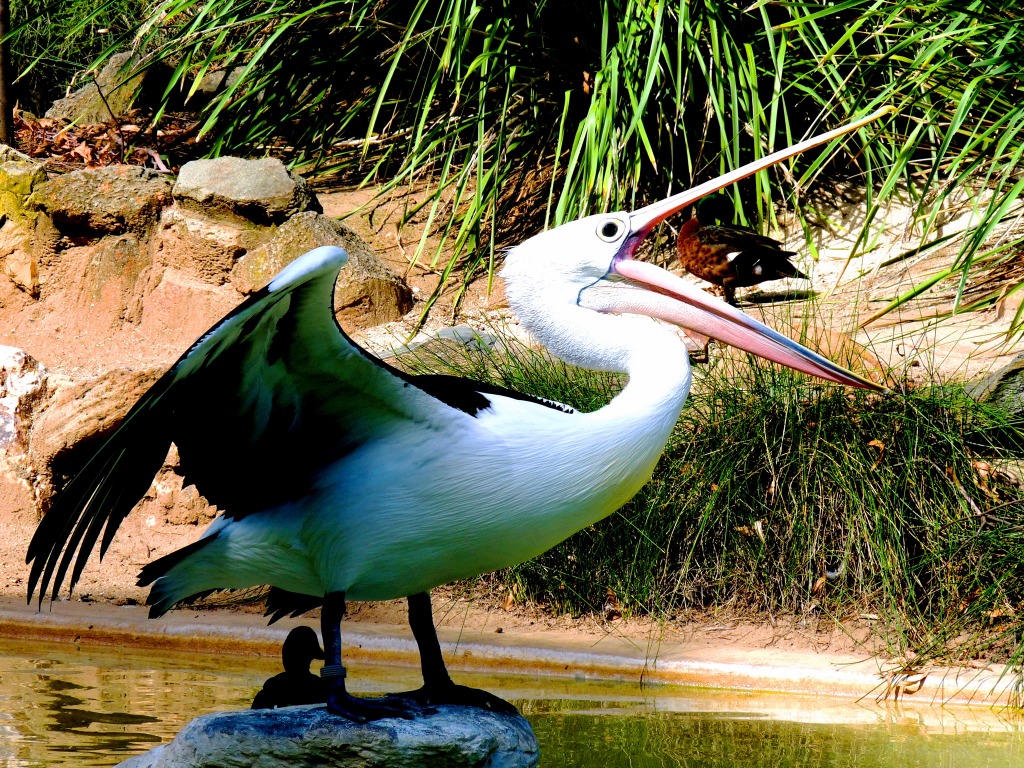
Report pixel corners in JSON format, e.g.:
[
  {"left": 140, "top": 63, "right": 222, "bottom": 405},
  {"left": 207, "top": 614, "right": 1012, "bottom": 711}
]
[
  {"left": 26, "top": 401, "right": 171, "bottom": 607},
  {"left": 264, "top": 588, "right": 325, "bottom": 624},
  {"left": 25, "top": 268, "right": 320, "bottom": 606},
  {"left": 410, "top": 373, "right": 574, "bottom": 416}
]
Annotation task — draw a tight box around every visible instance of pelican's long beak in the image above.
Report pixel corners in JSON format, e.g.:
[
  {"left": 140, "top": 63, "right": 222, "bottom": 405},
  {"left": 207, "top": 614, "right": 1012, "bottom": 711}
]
[{"left": 611, "top": 108, "right": 893, "bottom": 390}]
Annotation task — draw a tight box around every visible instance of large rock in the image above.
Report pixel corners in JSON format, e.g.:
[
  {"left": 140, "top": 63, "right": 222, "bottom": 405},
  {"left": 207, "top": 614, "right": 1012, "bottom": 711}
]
[
  {"left": 0, "top": 151, "right": 47, "bottom": 223},
  {"left": 152, "top": 207, "right": 252, "bottom": 283},
  {"left": 28, "top": 367, "right": 163, "bottom": 508},
  {"left": 174, "top": 157, "right": 321, "bottom": 225},
  {"left": 970, "top": 352, "right": 1024, "bottom": 418},
  {"left": 234, "top": 212, "right": 413, "bottom": 326},
  {"left": 46, "top": 52, "right": 146, "bottom": 124},
  {"left": 82, "top": 234, "right": 153, "bottom": 317},
  {"left": 30, "top": 165, "right": 173, "bottom": 238},
  {"left": 0, "top": 219, "right": 39, "bottom": 296},
  {"left": 137, "top": 267, "right": 243, "bottom": 341},
  {"left": 0, "top": 150, "right": 49, "bottom": 295},
  {"left": 117, "top": 704, "right": 539, "bottom": 768},
  {"left": 27, "top": 366, "right": 217, "bottom": 524}
]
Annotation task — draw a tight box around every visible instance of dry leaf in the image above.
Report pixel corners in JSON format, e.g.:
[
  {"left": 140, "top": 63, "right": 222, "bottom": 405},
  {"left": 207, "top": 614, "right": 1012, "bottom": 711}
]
[
  {"left": 734, "top": 521, "right": 767, "bottom": 543},
  {"left": 70, "top": 142, "right": 93, "bottom": 162},
  {"left": 753, "top": 519, "right": 766, "bottom": 543},
  {"left": 867, "top": 438, "right": 885, "bottom": 469}
]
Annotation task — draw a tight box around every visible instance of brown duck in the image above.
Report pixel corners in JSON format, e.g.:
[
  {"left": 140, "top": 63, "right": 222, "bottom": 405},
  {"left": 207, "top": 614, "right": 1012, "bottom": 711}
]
[{"left": 676, "top": 216, "right": 808, "bottom": 305}]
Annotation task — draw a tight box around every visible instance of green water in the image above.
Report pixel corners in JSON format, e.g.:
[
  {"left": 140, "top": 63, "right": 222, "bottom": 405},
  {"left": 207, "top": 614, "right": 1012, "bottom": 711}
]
[{"left": 1, "top": 637, "right": 1022, "bottom": 767}]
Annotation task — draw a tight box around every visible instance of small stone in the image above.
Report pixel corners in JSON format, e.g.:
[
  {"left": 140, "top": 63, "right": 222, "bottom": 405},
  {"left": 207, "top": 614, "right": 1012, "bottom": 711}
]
[
  {"left": 189, "top": 67, "right": 245, "bottom": 103},
  {"left": 116, "top": 704, "right": 539, "bottom": 768},
  {"left": 46, "top": 52, "right": 146, "bottom": 124},
  {"left": 0, "top": 145, "right": 33, "bottom": 163},
  {"left": 173, "top": 157, "right": 322, "bottom": 225},
  {"left": 30, "top": 165, "right": 173, "bottom": 238}
]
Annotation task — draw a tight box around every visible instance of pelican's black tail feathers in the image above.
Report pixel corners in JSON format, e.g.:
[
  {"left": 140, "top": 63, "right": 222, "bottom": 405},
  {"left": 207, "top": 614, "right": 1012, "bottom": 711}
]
[{"left": 265, "top": 587, "right": 324, "bottom": 624}]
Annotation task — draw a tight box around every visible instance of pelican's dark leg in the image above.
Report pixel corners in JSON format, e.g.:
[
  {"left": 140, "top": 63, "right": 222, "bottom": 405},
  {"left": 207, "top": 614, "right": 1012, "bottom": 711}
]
[
  {"left": 396, "top": 591, "right": 518, "bottom": 714},
  {"left": 409, "top": 591, "right": 453, "bottom": 690},
  {"left": 322, "top": 591, "right": 411, "bottom": 722}
]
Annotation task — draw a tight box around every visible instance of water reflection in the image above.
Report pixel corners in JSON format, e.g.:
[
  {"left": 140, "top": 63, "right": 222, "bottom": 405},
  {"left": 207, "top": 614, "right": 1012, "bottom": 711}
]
[
  {"left": 0, "top": 637, "right": 1022, "bottom": 767},
  {"left": 0, "top": 640, "right": 261, "bottom": 766},
  {"left": 528, "top": 706, "right": 1024, "bottom": 768}
]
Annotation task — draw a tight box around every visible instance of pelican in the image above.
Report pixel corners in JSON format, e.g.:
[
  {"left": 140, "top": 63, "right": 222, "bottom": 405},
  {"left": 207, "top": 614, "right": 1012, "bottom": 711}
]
[{"left": 26, "top": 110, "right": 887, "bottom": 721}]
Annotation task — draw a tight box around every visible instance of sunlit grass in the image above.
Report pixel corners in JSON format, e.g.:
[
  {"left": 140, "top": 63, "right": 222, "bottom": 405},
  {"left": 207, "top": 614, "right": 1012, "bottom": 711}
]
[
  {"left": 8, "top": 0, "right": 151, "bottom": 116},
  {"left": 17, "top": 0, "right": 1023, "bottom": 328}
]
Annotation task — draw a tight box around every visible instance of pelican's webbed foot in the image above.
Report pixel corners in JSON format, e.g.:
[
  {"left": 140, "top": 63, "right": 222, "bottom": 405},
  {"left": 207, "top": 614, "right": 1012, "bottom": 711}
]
[
  {"left": 393, "top": 681, "right": 519, "bottom": 715},
  {"left": 323, "top": 668, "right": 412, "bottom": 722},
  {"left": 327, "top": 687, "right": 413, "bottom": 723}
]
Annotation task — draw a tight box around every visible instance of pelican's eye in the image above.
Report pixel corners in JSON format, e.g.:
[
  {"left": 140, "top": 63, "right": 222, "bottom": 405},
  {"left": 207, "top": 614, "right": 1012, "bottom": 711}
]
[{"left": 597, "top": 219, "right": 624, "bottom": 242}]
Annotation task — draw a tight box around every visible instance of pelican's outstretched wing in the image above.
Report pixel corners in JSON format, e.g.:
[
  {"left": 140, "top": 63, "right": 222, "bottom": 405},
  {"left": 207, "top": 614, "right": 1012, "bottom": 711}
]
[{"left": 25, "top": 246, "right": 495, "bottom": 607}]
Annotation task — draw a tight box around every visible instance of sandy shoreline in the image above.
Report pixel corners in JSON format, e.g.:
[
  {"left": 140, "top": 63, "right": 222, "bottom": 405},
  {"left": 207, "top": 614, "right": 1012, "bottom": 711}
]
[{"left": 1, "top": 595, "right": 1016, "bottom": 710}]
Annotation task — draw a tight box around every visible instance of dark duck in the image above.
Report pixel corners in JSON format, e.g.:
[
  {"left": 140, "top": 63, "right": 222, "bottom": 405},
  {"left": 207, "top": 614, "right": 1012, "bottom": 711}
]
[
  {"left": 252, "top": 626, "right": 328, "bottom": 709},
  {"left": 675, "top": 216, "right": 808, "bottom": 305}
]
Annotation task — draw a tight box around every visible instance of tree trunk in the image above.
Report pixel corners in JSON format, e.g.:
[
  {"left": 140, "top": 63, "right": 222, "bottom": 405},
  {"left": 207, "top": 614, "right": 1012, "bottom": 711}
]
[{"left": 0, "top": 0, "right": 13, "bottom": 146}]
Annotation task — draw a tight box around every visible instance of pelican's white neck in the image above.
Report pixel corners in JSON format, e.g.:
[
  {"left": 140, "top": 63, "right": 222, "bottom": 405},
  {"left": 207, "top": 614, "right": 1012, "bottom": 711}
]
[
  {"left": 493, "top": 268, "right": 694, "bottom": 558},
  {"left": 507, "top": 277, "right": 692, "bottom": 424}
]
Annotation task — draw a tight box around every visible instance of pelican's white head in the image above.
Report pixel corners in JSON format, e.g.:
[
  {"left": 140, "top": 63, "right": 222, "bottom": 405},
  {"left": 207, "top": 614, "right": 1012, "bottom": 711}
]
[{"left": 502, "top": 108, "right": 894, "bottom": 389}]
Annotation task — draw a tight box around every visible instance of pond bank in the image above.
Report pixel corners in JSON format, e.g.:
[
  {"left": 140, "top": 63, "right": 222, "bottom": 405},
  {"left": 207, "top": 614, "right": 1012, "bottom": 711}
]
[{"left": 0, "top": 595, "right": 1015, "bottom": 709}]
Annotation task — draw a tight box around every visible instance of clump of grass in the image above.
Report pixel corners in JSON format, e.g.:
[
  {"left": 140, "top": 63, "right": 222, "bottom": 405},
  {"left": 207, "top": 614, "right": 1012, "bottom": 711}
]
[{"left": 401, "top": 325, "right": 1024, "bottom": 667}]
